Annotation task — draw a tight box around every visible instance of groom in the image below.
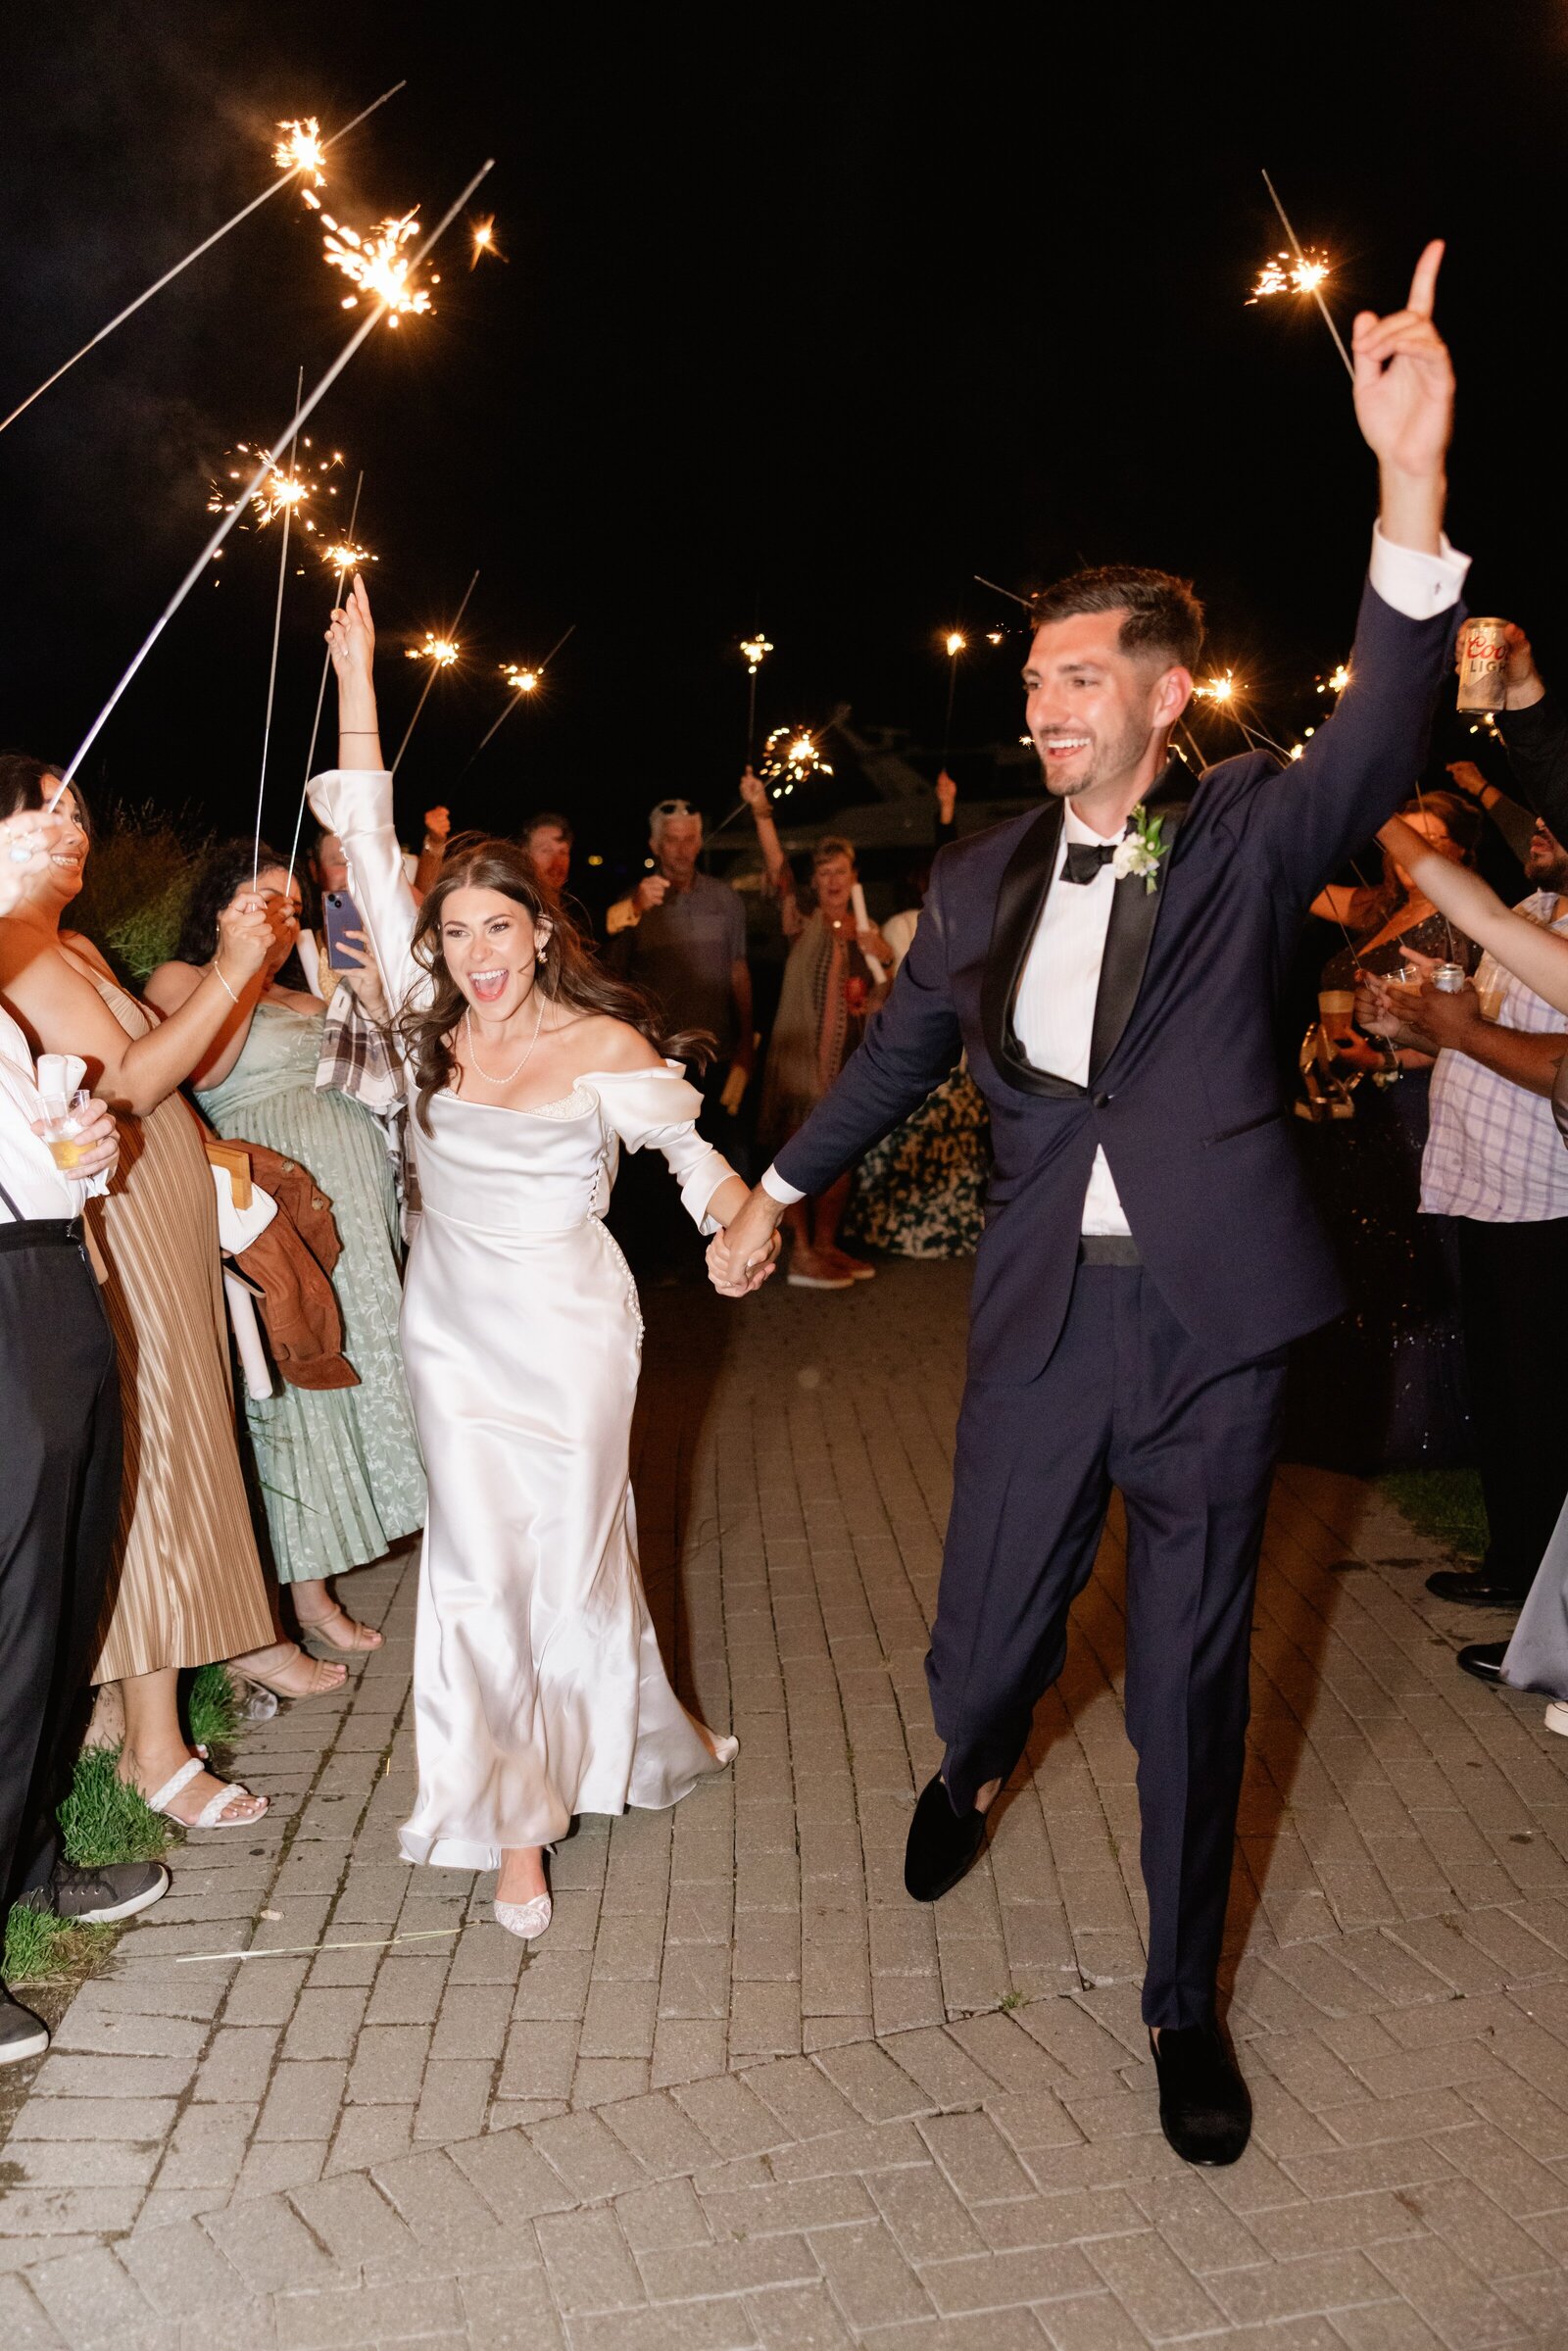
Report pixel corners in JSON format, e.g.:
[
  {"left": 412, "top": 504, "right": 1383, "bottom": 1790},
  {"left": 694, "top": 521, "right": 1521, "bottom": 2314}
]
[{"left": 711, "top": 245, "right": 1462, "bottom": 2164}]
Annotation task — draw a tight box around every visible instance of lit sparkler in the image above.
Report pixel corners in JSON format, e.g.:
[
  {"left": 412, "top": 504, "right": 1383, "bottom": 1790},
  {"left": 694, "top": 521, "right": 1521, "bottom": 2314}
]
[
  {"left": 274, "top": 119, "right": 327, "bottom": 206},
  {"left": 740, "top": 631, "right": 773, "bottom": 758},
  {"left": 944, "top": 630, "right": 967, "bottom": 659},
  {"left": 1253, "top": 170, "right": 1353, "bottom": 380},
  {"left": 940, "top": 629, "right": 968, "bottom": 753},
  {"left": 52, "top": 155, "right": 494, "bottom": 801},
  {"left": 469, "top": 216, "right": 501, "bottom": 268},
  {"left": 466, "top": 625, "right": 578, "bottom": 768},
  {"left": 318, "top": 537, "right": 375, "bottom": 571},
  {"left": 1249, "top": 250, "right": 1331, "bottom": 302},
  {"left": 0, "top": 83, "right": 406, "bottom": 439},
  {"left": 393, "top": 572, "right": 482, "bottom": 774},
  {"left": 208, "top": 436, "right": 345, "bottom": 531},
  {"left": 1316, "top": 662, "right": 1349, "bottom": 696},
  {"left": 321, "top": 211, "right": 438, "bottom": 323},
  {"left": 760, "top": 724, "right": 833, "bottom": 799},
  {"left": 1193, "top": 671, "right": 1241, "bottom": 705},
  {"left": 409, "top": 633, "right": 461, "bottom": 668}
]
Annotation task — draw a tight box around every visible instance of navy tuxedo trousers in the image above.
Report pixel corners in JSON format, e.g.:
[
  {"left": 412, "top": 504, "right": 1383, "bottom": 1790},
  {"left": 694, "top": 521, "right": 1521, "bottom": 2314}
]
[{"left": 930, "top": 1258, "right": 1287, "bottom": 2030}]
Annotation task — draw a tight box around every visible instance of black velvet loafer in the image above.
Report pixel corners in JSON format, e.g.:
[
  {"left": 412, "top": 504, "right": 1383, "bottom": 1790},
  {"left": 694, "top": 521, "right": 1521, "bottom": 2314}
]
[
  {"left": 1150, "top": 2023, "right": 1251, "bottom": 2166},
  {"left": 904, "top": 1773, "right": 989, "bottom": 1902},
  {"left": 1456, "top": 1641, "right": 1508, "bottom": 1687}
]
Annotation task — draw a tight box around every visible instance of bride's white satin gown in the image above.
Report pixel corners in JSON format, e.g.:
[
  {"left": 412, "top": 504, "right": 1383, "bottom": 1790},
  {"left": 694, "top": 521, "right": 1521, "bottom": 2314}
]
[{"left": 309, "top": 769, "right": 738, "bottom": 1865}]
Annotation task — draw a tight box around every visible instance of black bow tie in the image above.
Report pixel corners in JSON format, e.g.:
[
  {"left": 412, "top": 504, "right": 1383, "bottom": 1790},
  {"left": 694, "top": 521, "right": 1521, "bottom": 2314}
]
[{"left": 1061, "top": 838, "right": 1119, "bottom": 886}]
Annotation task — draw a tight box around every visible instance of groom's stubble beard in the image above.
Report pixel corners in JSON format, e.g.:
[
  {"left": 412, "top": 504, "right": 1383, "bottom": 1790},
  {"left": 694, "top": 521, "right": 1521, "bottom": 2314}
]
[{"left": 1036, "top": 703, "right": 1156, "bottom": 804}]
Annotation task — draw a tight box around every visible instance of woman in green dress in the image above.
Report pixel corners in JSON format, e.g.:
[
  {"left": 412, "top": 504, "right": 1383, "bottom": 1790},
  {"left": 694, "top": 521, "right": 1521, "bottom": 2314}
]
[{"left": 147, "top": 839, "right": 424, "bottom": 1650}]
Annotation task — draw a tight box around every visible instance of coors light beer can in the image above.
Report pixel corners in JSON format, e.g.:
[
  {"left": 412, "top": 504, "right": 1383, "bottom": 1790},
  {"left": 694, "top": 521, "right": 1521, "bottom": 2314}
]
[{"left": 1456, "top": 617, "right": 1510, "bottom": 713}]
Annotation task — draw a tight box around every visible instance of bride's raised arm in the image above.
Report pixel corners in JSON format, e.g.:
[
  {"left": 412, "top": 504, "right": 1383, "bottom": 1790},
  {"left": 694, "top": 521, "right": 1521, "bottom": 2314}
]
[
  {"left": 1378, "top": 810, "right": 1568, "bottom": 1014},
  {"left": 306, "top": 573, "right": 423, "bottom": 1016}
]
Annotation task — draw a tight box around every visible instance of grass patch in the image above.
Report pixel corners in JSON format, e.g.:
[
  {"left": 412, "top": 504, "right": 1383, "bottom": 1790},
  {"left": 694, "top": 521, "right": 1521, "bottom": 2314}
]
[
  {"left": 188, "top": 1662, "right": 243, "bottom": 1751},
  {"left": 2, "top": 1903, "right": 116, "bottom": 1991},
  {"left": 56, "top": 1744, "right": 172, "bottom": 1870},
  {"left": 1379, "top": 1468, "right": 1489, "bottom": 1563}
]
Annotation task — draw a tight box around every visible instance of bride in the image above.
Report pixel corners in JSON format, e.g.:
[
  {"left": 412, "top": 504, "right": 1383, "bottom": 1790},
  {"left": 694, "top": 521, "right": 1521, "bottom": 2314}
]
[{"left": 310, "top": 578, "right": 755, "bottom": 1938}]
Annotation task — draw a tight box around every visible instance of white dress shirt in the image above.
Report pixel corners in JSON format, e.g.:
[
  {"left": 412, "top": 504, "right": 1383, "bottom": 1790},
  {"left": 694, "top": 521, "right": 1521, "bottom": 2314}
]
[
  {"left": 761, "top": 528, "right": 1470, "bottom": 1215},
  {"left": 0, "top": 1005, "right": 104, "bottom": 1222}
]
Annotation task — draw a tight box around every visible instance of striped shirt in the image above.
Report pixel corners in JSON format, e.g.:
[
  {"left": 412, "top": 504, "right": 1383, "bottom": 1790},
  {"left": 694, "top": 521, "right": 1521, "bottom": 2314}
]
[{"left": 1422, "top": 892, "right": 1568, "bottom": 1223}]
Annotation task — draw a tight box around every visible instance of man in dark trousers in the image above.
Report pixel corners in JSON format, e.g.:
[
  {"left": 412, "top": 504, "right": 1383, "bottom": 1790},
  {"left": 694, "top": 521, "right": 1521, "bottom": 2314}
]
[
  {"left": 0, "top": 807, "right": 167, "bottom": 2068},
  {"left": 709, "top": 244, "right": 1459, "bottom": 2164}
]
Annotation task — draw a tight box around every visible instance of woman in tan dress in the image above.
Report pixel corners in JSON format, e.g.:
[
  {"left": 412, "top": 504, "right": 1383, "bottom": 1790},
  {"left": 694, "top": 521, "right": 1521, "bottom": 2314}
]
[{"left": 0, "top": 758, "right": 346, "bottom": 1830}]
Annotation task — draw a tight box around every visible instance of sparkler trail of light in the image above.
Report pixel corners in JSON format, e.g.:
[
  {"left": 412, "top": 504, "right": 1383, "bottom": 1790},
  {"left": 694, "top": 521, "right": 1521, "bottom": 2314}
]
[
  {"left": 740, "top": 631, "right": 773, "bottom": 758},
  {"left": 208, "top": 437, "right": 345, "bottom": 532},
  {"left": 54, "top": 156, "right": 495, "bottom": 802},
  {"left": 760, "top": 724, "right": 834, "bottom": 800},
  {"left": 466, "top": 624, "right": 578, "bottom": 768},
  {"left": 287, "top": 470, "right": 367, "bottom": 894},
  {"left": 1249, "top": 249, "right": 1331, "bottom": 302},
  {"left": 1258, "top": 169, "right": 1353, "bottom": 379},
  {"left": 320, "top": 210, "right": 436, "bottom": 322},
  {"left": 392, "top": 571, "right": 482, "bottom": 773},
  {"left": 0, "top": 82, "right": 407, "bottom": 438},
  {"left": 252, "top": 367, "right": 306, "bottom": 890}
]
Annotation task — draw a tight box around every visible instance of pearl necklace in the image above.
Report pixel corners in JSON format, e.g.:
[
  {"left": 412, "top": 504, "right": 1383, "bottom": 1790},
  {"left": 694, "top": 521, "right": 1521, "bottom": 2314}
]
[{"left": 464, "top": 991, "right": 546, "bottom": 1087}]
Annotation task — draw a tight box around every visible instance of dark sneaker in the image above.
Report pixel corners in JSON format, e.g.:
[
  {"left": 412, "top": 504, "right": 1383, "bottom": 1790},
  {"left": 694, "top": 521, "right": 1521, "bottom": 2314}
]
[
  {"left": 0, "top": 1990, "right": 50, "bottom": 2067},
  {"left": 43, "top": 1861, "right": 170, "bottom": 1924}
]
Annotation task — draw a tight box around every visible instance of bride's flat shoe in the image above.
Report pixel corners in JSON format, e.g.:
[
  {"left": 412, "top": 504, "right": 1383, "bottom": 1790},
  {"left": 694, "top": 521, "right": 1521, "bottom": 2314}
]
[{"left": 494, "top": 1894, "right": 552, "bottom": 1940}]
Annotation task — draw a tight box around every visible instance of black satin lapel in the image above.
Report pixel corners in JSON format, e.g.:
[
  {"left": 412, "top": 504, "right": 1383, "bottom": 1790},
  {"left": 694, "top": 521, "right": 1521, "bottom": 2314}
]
[
  {"left": 981, "top": 799, "right": 1063, "bottom": 1073},
  {"left": 1088, "top": 759, "right": 1191, "bottom": 1083}
]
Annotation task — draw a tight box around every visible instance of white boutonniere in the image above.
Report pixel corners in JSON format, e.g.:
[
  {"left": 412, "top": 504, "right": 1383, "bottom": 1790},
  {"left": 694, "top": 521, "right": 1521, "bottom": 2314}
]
[{"left": 1110, "top": 803, "right": 1167, "bottom": 896}]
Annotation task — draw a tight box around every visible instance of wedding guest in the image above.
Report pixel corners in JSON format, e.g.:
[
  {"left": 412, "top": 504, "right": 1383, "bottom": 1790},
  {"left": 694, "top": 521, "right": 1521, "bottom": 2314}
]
[
  {"left": 0, "top": 808, "right": 167, "bottom": 2070},
  {"left": 308, "top": 576, "right": 739, "bottom": 1943},
  {"left": 0, "top": 758, "right": 334, "bottom": 1837},
  {"left": 413, "top": 807, "right": 451, "bottom": 903},
  {"left": 607, "top": 798, "right": 756, "bottom": 1264},
  {"left": 1287, "top": 791, "right": 1484, "bottom": 1472},
  {"left": 755, "top": 831, "right": 894, "bottom": 1286},
  {"left": 1363, "top": 811, "right": 1568, "bottom": 1613},
  {"left": 147, "top": 839, "right": 426, "bottom": 1653},
  {"left": 521, "top": 811, "right": 574, "bottom": 900},
  {"left": 844, "top": 782, "right": 990, "bottom": 1260}
]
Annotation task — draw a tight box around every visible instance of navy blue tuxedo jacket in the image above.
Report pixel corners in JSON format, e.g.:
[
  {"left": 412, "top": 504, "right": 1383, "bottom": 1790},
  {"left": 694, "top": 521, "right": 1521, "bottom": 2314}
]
[{"left": 774, "top": 578, "right": 1457, "bottom": 1384}]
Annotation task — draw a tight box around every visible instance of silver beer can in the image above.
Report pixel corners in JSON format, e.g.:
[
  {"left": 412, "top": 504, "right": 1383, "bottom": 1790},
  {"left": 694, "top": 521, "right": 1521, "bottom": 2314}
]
[
  {"left": 1456, "top": 617, "right": 1510, "bottom": 712},
  {"left": 1432, "top": 962, "right": 1467, "bottom": 994}
]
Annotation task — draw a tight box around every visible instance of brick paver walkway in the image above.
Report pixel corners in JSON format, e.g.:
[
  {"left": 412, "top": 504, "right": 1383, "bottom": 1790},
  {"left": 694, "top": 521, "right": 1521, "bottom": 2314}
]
[{"left": 4, "top": 1261, "right": 1568, "bottom": 2348}]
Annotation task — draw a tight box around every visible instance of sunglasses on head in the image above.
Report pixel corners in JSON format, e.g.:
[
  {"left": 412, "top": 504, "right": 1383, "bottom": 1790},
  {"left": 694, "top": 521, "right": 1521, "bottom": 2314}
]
[{"left": 652, "top": 799, "right": 697, "bottom": 819}]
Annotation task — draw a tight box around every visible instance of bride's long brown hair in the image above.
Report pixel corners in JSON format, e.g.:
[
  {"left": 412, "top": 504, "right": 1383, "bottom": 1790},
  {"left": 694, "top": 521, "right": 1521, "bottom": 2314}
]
[{"left": 402, "top": 834, "right": 711, "bottom": 1133}]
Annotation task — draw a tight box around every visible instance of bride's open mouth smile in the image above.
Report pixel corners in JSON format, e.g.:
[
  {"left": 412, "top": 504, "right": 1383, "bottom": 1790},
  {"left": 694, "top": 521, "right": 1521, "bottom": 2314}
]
[{"left": 465, "top": 967, "right": 514, "bottom": 1004}]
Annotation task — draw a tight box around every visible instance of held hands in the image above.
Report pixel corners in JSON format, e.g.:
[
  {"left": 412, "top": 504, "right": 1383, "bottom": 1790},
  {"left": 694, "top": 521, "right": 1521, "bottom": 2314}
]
[
  {"left": 739, "top": 766, "right": 769, "bottom": 813},
  {"left": 34, "top": 1097, "right": 119, "bottom": 1182},
  {"left": 1497, "top": 623, "right": 1544, "bottom": 712},
  {"left": 633, "top": 874, "right": 669, "bottom": 914},
  {"left": 706, "top": 1185, "right": 785, "bottom": 1298},
  {"left": 0, "top": 808, "right": 72, "bottom": 917},
  {"left": 936, "top": 768, "right": 957, "bottom": 822},
  {"left": 1352, "top": 240, "right": 1453, "bottom": 486},
  {"left": 423, "top": 806, "right": 451, "bottom": 848}
]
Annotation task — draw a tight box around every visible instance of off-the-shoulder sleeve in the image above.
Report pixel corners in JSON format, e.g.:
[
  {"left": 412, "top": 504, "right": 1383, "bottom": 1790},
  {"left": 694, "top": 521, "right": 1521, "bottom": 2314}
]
[
  {"left": 306, "top": 768, "right": 424, "bottom": 1016},
  {"left": 594, "top": 1061, "right": 737, "bottom": 1232}
]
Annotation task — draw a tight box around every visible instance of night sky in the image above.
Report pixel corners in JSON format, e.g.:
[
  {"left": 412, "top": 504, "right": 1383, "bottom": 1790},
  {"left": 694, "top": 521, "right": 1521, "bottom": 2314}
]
[{"left": 3, "top": 3, "right": 1566, "bottom": 886}]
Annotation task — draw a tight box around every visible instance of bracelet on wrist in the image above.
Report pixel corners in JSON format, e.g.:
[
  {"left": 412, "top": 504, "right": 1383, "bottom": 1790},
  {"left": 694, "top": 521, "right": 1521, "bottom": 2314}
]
[{"left": 211, "top": 962, "right": 242, "bottom": 1008}]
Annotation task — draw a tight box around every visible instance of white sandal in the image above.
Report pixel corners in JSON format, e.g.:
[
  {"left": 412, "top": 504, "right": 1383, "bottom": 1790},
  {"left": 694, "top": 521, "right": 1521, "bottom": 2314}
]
[{"left": 144, "top": 1756, "right": 268, "bottom": 1829}]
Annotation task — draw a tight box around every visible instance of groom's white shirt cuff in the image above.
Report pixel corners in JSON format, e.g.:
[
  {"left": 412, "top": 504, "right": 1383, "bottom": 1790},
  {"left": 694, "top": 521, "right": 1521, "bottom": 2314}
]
[
  {"left": 1368, "top": 523, "right": 1468, "bottom": 618},
  {"left": 760, "top": 1163, "right": 806, "bottom": 1205}
]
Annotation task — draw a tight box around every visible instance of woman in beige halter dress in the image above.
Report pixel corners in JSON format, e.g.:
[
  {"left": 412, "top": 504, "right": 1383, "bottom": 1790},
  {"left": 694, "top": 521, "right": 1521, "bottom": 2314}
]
[{"left": 0, "top": 757, "right": 347, "bottom": 1830}]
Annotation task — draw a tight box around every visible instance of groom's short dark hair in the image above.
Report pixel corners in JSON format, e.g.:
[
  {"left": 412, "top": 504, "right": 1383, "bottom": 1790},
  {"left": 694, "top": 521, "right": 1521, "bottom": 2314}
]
[{"left": 1030, "top": 565, "right": 1204, "bottom": 671}]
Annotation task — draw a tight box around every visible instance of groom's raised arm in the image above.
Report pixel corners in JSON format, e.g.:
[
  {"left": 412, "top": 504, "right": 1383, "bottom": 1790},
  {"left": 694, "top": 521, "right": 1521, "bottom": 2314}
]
[{"left": 1247, "top": 242, "right": 1466, "bottom": 901}]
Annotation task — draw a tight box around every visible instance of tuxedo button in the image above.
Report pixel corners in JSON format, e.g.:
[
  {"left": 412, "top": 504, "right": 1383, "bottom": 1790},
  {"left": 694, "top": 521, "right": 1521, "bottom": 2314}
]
[{"left": 1092, "top": 1091, "right": 1113, "bottom": 1108}]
